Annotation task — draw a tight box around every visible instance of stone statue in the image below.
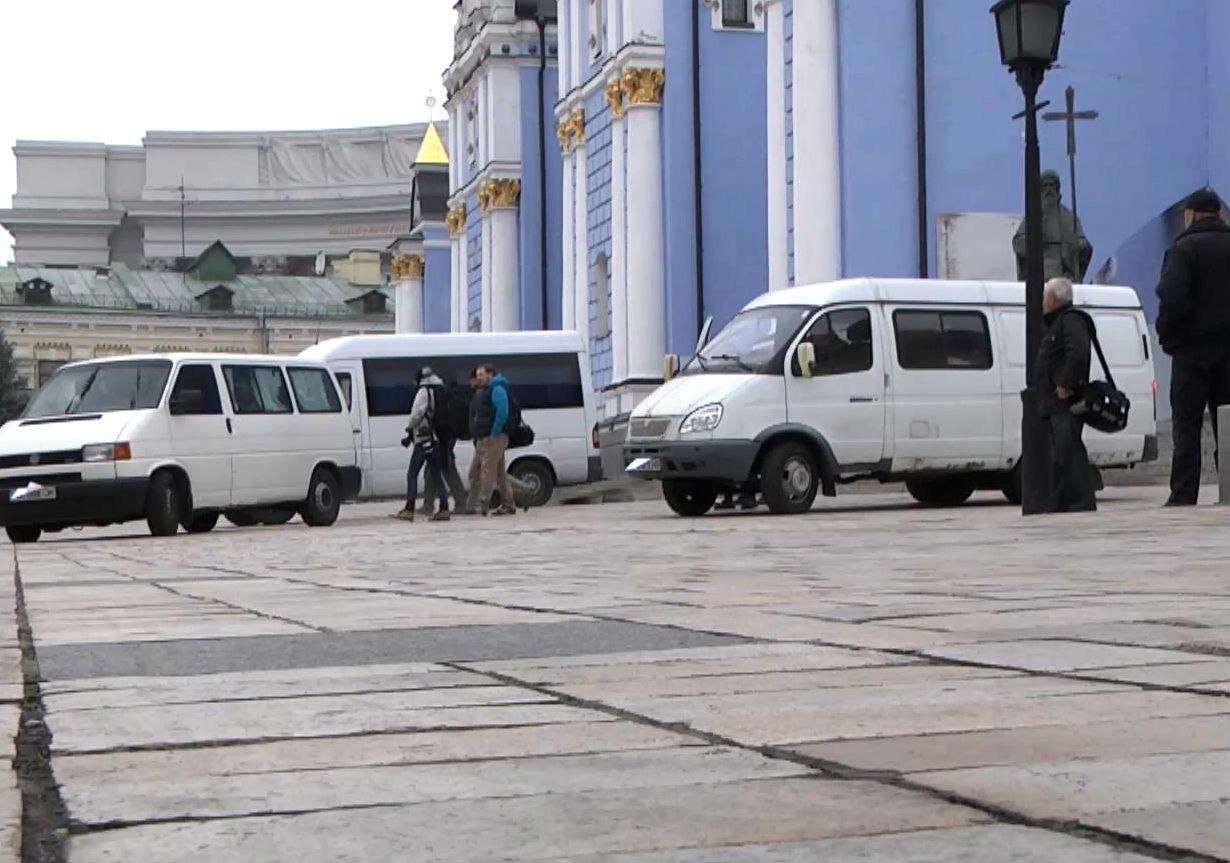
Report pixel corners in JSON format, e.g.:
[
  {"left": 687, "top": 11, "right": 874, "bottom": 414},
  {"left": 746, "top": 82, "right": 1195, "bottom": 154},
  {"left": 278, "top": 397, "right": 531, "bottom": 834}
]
[{"left": 1013, "top": 170, "right": 1093, "bottom": 282}]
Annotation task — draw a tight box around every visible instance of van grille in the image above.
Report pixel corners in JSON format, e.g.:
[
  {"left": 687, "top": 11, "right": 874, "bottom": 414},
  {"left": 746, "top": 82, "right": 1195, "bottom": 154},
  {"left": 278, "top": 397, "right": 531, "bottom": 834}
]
[
  {"left": 630, "top": 418, "right": 672, "bottom": 439},
  {"left": 0, "top": 450, "right": 82, "bottom": 470}
]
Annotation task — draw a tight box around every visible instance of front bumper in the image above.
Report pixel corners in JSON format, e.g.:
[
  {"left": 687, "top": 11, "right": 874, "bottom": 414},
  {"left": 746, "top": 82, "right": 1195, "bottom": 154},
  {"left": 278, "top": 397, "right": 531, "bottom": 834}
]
[
  {"left": 0, "top": 477, "right": 148, "bottom": 528},
  {"left": 623, "top": 439, "right": 759, "bottom": 482}
]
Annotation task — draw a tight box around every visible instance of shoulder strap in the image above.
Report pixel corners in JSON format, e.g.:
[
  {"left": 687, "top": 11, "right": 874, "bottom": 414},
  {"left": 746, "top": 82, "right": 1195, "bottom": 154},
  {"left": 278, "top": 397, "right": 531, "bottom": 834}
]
[{"left": 1065, "top": 308, "right": 1116, "bottom": 390}]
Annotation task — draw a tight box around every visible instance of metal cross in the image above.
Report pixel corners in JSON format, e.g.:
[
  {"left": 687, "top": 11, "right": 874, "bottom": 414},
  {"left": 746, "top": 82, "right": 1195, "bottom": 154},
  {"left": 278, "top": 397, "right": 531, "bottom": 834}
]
[{"left": 1043, "top": 86, "right": 1098, "bottom": 226}]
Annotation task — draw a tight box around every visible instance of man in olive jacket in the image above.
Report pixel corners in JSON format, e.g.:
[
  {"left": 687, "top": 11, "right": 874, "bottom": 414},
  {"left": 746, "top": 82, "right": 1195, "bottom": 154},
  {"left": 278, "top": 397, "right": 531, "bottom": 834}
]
[
  {"left": 1036, "top": 277, "right": 1096, "bottom": 513},
  {"left": 1156, "top": 188, "right": 1230, "bottom": 506}
]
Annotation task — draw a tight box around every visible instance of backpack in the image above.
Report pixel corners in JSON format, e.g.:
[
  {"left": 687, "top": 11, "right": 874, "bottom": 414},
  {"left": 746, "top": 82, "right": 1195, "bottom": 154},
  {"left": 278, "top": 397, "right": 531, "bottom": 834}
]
[
  {"left": 505, "top": 389, "right": 535, "bottom": 449},
  {"left": 430, "top": 385, "right": 466, "bottom": 444}
]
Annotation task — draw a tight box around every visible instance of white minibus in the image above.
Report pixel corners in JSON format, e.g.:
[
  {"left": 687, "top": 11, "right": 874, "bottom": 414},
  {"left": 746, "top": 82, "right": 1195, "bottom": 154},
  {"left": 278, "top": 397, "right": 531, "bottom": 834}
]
[
  {"left": 0, "top": 354, "right": 360, "bottom": 542},
  {"left": 625, "top": 279, "right": 1159, "bottom": 516},
  {"left": 299, "top": 331, "right": 601, "bottom": 505}
]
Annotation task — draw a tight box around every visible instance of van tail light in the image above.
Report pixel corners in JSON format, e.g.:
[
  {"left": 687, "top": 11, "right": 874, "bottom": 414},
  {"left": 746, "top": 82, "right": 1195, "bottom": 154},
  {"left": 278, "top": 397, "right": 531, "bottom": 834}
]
[
  {"left": 1152, "top": 379, "right": 1158, "bottom": 421},
  {"left": 592, "top": 423, "right": 601, "bottom": 450}
]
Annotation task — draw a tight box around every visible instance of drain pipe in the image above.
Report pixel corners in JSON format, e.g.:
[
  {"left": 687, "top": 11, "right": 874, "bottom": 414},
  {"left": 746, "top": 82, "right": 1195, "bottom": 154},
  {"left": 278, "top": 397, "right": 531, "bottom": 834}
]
[
  {"left": 914, "top": 0, "right": 929, "bottom": 278},
  {"left": 537, "top": 13, "right": 550, "bottom": 329}
]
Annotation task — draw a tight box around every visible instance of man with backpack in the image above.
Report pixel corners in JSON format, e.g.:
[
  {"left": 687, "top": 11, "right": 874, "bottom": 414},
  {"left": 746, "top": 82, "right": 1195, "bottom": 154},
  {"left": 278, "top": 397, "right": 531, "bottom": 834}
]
[
  {"left": 394, "top": 367, "right": 450, "bottom": 523},
  {"left": 473, "top": 363, "right": 519, "bottom": 516},
  {"left": 419, "top": 375, "right": 471, "bottom": 517}
]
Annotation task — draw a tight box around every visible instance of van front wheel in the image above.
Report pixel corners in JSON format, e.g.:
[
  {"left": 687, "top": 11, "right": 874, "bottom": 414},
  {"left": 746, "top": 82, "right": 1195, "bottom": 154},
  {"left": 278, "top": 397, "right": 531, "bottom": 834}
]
[
  {"left": 759, "top": 442, "right": 819, "bottom": 515},
  {"left": 5, "top": 525, "right": 40, "bottom": 544},
  {"left": 146, "top": 471, "right": 183, "bottom": 537},
  {"left": 906, "top": 476, "right": 976, "bottom": 507},
  {"left": 301, "top": 468, "right": 341, "bottom": 527},
  {"left": 662, "top": 480, "right": 718, "bottom": 517}
]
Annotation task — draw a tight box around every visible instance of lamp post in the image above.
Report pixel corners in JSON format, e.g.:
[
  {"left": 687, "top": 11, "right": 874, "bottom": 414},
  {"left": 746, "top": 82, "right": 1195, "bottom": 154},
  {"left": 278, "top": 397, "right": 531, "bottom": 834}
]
[{"left": 991, "top": 0, "right": 1068, "bottom": 515}]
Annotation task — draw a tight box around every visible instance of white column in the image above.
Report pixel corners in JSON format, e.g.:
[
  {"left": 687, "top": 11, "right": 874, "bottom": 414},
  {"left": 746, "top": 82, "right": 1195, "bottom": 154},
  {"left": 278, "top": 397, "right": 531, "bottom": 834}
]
[
  {"left": 558, "top": 0, "right": 572, "bottom": 93},
  {"left": 765, "top": 0, "right": 788, "bottom": 291},
  {"left": 622, "top": 70, "right": 665, "bottom": 381},
  {"left": 609, "top": 106, "right": 628, "bottom": 381},
  {"left": 561, "top": 150, "right": 576, "bottom": 330},
  {"left": 573, "top": 138, "right": 591, "bottom": 342},
  {"left": 450, "top": 237, "right": 464, "bottom": 332},
  {"left": 484, "top": 178, "right": 522, "bottom": 332},
  {"left": 791, "top": 0, "right": 842, "bottom": 284},
  {"left": 481, "top": 213, "right": 493, "bottom": 331},
  {"left": 394, "top": 277, "right": 423, "bottom": 334}
]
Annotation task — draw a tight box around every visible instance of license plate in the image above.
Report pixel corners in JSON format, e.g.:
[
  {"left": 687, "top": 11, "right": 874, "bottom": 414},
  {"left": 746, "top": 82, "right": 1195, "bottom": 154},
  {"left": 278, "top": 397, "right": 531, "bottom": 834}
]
[
  {"left": 9, "top": 484, "right": 55, "bottom": 503},
  {"left": 625, "top": 457, "right": 662, "bottom": 474}
]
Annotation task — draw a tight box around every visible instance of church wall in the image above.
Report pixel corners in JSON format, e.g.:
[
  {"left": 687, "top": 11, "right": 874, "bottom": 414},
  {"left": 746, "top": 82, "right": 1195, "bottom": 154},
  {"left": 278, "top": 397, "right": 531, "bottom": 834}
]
[
  {"left": 584, "top": 91, "right": 615, "bottom": 397},
  {"left": 921, "top": 0, "right": 1210, "bottom": 284},
  {"left": 697, "top": 11, "right": 768, "bottom": 332},
  {"left": 424, "top": 226, "right": 452, "bottom": 334},
  {"left": 465, "top": 193, "right": 483, "bottom": 331},
  {"left": 835, "top": 0, "right": 919, "bottom": 279},
  {"left": 1208, "top": 1, "right": 1230, "bottom": 201},
  {"left": 662, "top": 0, "right": 700, "bottom": 357},
  {"left": 783, "top": 0, "right": 794, "bottom": 286},
  {"left": 518, "top": 63, "right": 564, "bottom": 331}
]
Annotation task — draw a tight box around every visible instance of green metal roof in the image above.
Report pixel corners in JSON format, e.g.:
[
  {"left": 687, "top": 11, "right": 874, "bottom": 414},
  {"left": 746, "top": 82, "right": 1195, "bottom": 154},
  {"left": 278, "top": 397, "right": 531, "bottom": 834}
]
[{"left": 0, "top": 264, "right": 395, "bottom": 319}]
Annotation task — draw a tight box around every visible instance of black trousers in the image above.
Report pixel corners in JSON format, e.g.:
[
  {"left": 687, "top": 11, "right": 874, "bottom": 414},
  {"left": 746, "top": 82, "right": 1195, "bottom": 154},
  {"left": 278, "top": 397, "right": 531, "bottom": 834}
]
[
  {"left": 405, "top": 442, "right": 449, "bottom": 512},
  {"left": 1046, "top": 409, "right": 1096, "bottom": 513},
  {"left": 1168, "top": 348, "right": 1230, "bottom": 505}
]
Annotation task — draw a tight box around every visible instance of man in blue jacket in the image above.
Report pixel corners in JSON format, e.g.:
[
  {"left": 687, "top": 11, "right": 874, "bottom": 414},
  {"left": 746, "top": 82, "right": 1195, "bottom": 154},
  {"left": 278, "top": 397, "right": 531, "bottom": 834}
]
[{"left": 472, "top": 363, "right": 517, "bottom": 515}]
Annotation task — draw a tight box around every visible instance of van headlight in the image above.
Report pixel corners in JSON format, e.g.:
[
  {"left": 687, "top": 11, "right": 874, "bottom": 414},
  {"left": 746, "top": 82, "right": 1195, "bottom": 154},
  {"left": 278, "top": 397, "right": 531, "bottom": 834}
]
[
  {"left": 679, "top": 404, "right": 723, "bottom": 435},
  {"left": 82, "top": 443, "right": 132, "bottom": 463}
]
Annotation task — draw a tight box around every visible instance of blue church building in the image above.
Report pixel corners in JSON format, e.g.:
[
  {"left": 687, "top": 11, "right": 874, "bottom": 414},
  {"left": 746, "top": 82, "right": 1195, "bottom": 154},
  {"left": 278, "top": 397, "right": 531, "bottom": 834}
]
[{"left": 446, "top": 0, "right": 1230, "bottom": 420}]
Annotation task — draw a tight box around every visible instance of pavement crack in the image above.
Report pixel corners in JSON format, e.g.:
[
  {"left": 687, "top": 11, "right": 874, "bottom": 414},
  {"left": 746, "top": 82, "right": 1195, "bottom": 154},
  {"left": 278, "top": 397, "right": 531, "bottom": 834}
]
[{"left": 12, "top": 550, "right": 70, "bottom": 863}]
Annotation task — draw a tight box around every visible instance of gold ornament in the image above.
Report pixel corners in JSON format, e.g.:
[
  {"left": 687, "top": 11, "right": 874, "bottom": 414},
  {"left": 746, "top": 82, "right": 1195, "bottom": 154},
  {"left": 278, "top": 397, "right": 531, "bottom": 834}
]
[
  {"left": 479, "top": 178, "right": 522, "bottom": 213},
  {"left": 621, "top": 67, "right": 665, "bottom": 107}
]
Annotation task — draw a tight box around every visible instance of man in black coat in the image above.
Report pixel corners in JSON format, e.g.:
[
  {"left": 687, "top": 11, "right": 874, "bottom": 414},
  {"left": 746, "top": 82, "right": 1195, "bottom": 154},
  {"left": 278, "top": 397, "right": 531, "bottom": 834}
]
[
  {"left": 1036, "top": 277, "right": 1096, "bottom": 513},
  {"left": 1156, "top": 188, "right": 1230, "bottom": 506}
]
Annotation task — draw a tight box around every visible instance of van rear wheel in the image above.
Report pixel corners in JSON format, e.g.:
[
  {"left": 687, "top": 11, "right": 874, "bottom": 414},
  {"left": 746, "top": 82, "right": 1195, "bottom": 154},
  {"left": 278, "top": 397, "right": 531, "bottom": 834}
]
[
  {"left": 185, "top": 512, "right": 219, "bottom": 533},
  {"left": 662, "top": 480, "right": 718, "bottom": 517},
  {"left": 301, "top": 468, "right": 341, "bottom": 527},
  {"left": 224, "top": 511, "right": 258, "bottom": 527},
  {"left": 509, "top": 460, "right": 554, "bottom": 508},
  {"left": 5, "top": 525, "right": 40, "bottom": 544},
  {"left": 906, "top": 476, "right": 976, "bottom": 507},
  {"left": 146, "top": 471, "right": 183, "bottom": 537},
  {"left": 760, "top": 442, "right": 819, "bottom": 515}
]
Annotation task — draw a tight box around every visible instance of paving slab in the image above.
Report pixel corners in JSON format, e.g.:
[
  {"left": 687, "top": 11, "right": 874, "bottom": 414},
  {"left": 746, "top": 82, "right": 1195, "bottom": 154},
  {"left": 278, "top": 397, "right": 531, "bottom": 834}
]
[
  {"left": 793, "top": 713, "right": 1230, "bottom": 772},
  {"left": 54, "top": 721, "right": 693, "bottom": 786},
  {"left": 923, "top": 639, "right": 1218, "bottom": 672},
  {"left": 553, "top": 824, "right": 1162, "bottom": 863},
  {"left": 66, "top": 777, "right": 987, "bottom": 863},
  {"left": 1089, "top": 801, "right": 1230, "bottom": 860},
  {"left": 63, "top": 745, "right": 811, "bottom": 825},
  {"left": 913, "top": 750, "right": 1230, "bottom": 820}
]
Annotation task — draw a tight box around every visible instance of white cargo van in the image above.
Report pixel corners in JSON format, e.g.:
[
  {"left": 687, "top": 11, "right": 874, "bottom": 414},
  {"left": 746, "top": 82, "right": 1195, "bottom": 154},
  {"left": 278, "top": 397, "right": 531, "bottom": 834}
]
[
  {"left": 299, "top": 331, "right": 601, "bottom": 505},
  {"left": 0, "top": 354, "right": 360, "bottom": 542},
  {"left": 625, "top": 279, "right": 1159, "bottom": 516}
]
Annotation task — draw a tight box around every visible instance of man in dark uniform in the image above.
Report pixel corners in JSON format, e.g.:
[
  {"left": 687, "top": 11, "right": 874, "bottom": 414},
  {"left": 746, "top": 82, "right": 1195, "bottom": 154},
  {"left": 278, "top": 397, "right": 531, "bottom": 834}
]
[
  {"left": 1156, "top": 188, "right": 1230, "bottom": 506},
  {"left": 1036, "top": 277, "right": 1096, "bottom": 513}
]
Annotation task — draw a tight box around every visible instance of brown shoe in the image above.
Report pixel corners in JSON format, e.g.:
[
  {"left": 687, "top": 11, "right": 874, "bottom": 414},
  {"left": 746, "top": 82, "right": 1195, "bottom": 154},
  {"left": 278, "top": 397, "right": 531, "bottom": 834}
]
[
  {"left": 431, "top": 510, "right": 451, "bottom": 522},
  {"left": 393, "top": 509, "right": 415, "bottom": 522}
]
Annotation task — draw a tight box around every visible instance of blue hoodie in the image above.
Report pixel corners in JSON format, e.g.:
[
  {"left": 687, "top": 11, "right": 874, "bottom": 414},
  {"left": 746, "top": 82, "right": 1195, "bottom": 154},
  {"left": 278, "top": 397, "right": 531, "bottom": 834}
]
[{"left": 488, "top": 373, "right": 510, "bottom": 437}]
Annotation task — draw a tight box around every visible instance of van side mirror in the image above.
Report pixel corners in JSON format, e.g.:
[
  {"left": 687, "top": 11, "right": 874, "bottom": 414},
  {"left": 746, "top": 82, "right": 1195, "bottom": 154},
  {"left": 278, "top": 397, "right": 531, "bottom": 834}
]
[
  {"left": 663, "top": 354, "right": 680, "bottom": 381},
  {"left": 796, "top": 343, "right": 816, "bottom": 378},
  {"left": 169, "top": 390, "right": 205, "bottom": 415}
]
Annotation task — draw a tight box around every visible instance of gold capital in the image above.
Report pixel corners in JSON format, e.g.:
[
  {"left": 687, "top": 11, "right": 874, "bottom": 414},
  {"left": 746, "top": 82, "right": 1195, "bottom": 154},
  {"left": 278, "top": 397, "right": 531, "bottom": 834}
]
[
  {"left": 390, "top": 253, "right": 424, "bottom": 280},
  {"left": 445, "top": 205, "right": 467, "bottom": 237},
  {"left": 557, "top": 119, "right": 573, "bottom": 154},
  {"left": 557, "top": 109, "right": 588, "bottom": 155},
  {"left": 479, "top": 178, "right": 521, "bottom": 214},
  {"left": 621, "top": 68, "right": 665, "bottom": 107},
  {"left": 605, "top": 77, "right": 624, "bottom": 118}
]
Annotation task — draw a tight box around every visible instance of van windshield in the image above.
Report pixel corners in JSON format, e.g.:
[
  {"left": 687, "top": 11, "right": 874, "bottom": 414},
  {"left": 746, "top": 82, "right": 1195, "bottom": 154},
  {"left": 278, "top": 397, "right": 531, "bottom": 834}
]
[
  {"left": 23, "top": 360, "right": 173, "bottom": 419},
  {"left": 683, "top": 306, "right": 814, "bottom": 375}
]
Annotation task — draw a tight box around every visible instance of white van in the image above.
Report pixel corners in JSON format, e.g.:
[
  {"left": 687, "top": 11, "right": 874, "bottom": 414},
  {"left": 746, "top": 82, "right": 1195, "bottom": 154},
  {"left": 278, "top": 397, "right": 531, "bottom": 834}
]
[
  {"left": 299, "top": 331, "right": 601, "bottom": 505},
  {"left": 625, "top": 278, "right": 1159, "bottom": 516},
  {"left": 0, "top": 354, "right": 360, "bottom": 542}
]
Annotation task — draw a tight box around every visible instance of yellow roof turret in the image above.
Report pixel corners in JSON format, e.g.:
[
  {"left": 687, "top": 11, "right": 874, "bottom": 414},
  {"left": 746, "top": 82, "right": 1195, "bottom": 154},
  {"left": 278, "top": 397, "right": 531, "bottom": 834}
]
[{"left": 414, "top": 122, "right": 449, "bottom": 166}]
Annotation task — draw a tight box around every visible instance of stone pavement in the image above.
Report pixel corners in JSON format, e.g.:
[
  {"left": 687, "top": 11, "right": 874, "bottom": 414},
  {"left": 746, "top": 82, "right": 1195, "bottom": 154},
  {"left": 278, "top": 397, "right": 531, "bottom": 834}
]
[{"left": 3, "top": 486, "right": 1230, "bottom": 861}]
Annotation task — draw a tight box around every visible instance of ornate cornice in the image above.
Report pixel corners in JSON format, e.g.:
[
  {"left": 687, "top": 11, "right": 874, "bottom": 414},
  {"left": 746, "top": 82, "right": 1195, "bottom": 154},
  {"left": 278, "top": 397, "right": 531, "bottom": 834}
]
[
  {"left": 478, "top": 178, "right": 521, "bottom": 214},
  {"left": 556, "top": 109, "right": 587, "bottom": 154},
  {"left": 445, "top": 205, "right": 467, "bottom": 238},
  {"left": 390, "top": 253, "right": 424, "bottom": 280},
  {"left": 621, "top": 67, "right": 665, "bottom": 108}
]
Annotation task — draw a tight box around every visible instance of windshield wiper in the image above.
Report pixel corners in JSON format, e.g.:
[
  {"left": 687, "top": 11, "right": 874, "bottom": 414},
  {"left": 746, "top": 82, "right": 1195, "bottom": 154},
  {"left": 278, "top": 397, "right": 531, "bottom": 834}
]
[
  {"left": 65, "top": 369, "right": 100, "bottom": 415},
  {"left": 707, "top": 353, "right": 756, "bottom": 373}
]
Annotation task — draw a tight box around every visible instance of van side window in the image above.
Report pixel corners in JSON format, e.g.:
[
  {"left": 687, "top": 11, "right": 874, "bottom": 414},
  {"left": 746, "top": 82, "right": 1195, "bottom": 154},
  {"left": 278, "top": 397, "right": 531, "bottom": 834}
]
[
  {"left": 223, "top": 366, "right": 294, "bottom": 414},
  {"left": 288, "top": 368, "right": 343, "bottom": 413},
  {"left": 170, "top": 364, "right": 222, "bottom": 415},
  {"left": 893, "top": 310, "right": 993, "bottom": 370},
  {"left": 334, "top": 372, "right": 354, "bottom": 410},
  {"left": 796, "top": 308, "right": 874, "bottom": 376}
]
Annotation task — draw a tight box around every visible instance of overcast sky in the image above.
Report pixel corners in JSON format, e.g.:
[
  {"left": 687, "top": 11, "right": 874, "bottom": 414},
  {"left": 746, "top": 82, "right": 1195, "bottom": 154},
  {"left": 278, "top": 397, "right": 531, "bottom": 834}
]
[{"left": 0, "top": 0, "right": 457, "bottom": 262}]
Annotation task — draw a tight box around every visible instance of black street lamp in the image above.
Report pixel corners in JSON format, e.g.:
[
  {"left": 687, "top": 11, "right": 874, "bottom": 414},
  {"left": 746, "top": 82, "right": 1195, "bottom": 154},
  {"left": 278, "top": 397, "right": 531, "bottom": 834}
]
[{"left": 991, "top": 0, "right": 1068, "bottom": 515}]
